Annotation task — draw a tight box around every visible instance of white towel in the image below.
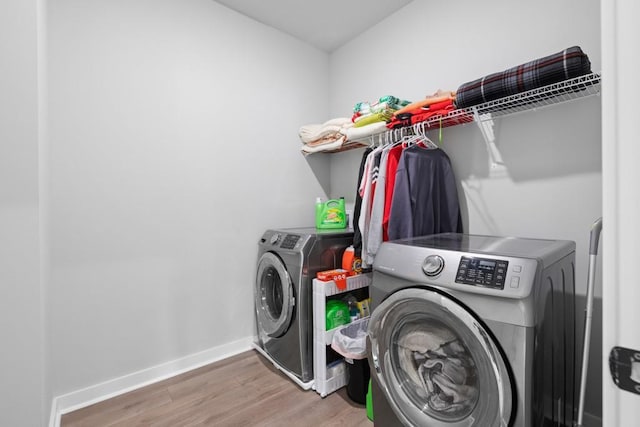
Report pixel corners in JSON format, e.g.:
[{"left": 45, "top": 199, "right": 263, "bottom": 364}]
[
  {"left": 299, "top": 118, "right": 353, "bottom": 144},
  {"left": 300, "top": 135, "right": 346, "bottom": 155},
  {"left": 343, "top": 121, "right": 388, "bottom": 142}
]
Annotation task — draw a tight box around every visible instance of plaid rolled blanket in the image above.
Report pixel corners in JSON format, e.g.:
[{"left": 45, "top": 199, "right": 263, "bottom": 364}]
[{"left": 454, "top": 46, "right": 592, "bottom": 109}]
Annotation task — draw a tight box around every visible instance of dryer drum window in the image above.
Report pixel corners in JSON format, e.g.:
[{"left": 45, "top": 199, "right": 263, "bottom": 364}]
[
  {"left": 261, "top": 266, "right": 284, "bottom": 321},
  {"left": 370, "top": 287, "right": 512, "bottom": 426},
  {"left": 255, "top": 252, "right": 294, "bottom": 338}
]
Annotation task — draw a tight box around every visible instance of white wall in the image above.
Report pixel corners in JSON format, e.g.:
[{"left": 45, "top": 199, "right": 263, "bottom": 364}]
[
  {"left": 329, "top": 0, "right": 602, "bottom": 423},
  {"left": 47, "top": 0, "right": 330, "bottom": 398},
  {"left": 0, "top": 0, "right": 47, "bottom": 425}
]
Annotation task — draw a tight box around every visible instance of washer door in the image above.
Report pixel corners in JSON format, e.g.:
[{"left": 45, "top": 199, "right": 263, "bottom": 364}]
[
  {"left": 255, "top": 252, "right": 295, "bottom": 338},
  {"left": 368, "top": 287, "right": 513, "bottom": 427}
]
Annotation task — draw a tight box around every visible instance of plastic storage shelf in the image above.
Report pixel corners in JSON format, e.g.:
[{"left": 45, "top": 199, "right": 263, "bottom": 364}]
[{"left": 312, "top": 273, "right": 371, "bottom": 397}]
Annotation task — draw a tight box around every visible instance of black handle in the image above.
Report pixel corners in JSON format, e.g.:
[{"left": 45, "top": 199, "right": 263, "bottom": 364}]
[{"left": 609, "top": 346, "right": 640, "bottom": 395}]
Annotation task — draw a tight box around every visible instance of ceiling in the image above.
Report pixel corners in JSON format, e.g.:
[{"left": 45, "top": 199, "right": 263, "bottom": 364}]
[{"left": 213, "top": 0, "right": 414, "bottom": 52}]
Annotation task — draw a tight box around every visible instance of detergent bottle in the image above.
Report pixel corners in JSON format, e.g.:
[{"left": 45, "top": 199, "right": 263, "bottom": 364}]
[{"left": 315, "top": 197, "right": 347, "bottom": 229}]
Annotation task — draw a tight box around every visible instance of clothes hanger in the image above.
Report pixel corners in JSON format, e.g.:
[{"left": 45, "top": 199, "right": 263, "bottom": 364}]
[{"left": 414, "top": 122, "right": 438, "bottom": 149}]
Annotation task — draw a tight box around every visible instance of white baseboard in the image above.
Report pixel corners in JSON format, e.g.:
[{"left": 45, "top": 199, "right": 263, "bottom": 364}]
[{"left": 48, "top": 336, "right": 254, "bottom": 427}]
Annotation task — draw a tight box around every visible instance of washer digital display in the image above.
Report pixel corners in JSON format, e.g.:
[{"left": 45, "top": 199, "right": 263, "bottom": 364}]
[{"left": 456, "top": 256, "right": 508, "bottom": 289}]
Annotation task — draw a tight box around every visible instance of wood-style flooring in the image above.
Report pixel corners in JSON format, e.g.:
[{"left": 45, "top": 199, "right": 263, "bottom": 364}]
[{"left": 61, "top": 350, "right": 371, "bottom": 426}]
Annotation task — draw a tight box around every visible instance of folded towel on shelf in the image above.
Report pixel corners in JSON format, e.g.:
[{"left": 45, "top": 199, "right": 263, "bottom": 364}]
[
  {"left": 454, "top": 45, "right": 592, "bottom": 109},
  {"left": 300, "top": 134, "right": 347, "bottom": 155},
  {"left": 344, "top": 121, "right": 388, "bottom": 142},
  {"left": 303, "top": 133, "right": 344, "bottom": 147},
  {"left": 298, "top": 117, "right": 353, "bottom": 144}
]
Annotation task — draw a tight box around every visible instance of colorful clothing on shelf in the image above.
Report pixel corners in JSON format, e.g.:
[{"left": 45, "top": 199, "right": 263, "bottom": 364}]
[
  {"left": 354, "top": 109, "right": 396, "bottom": 128},
  {"left": 387, "top": 99, "right": 456, "bottom": 129},
  {"left": 352, "top": 95, "right": 412, "bottom": 124},
  {"left": 392, "top": 90, "right": 456, "bottom": 118}
]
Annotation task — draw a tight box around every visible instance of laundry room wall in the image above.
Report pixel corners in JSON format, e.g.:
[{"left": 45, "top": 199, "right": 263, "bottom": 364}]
[
  {"left": 47, "top": 0, "right": 330, "bottom": 403},
  {"left": 328, "top": 0, "right": 602, "bottom": 424},
  {"left": 0, "top": 1, "right": 47, "bottom": 425}
]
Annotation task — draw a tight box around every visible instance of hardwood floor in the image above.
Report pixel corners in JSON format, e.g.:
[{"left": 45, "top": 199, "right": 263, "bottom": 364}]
[{"left": 61, "top": 350, "right": 371, "bottom": 426}]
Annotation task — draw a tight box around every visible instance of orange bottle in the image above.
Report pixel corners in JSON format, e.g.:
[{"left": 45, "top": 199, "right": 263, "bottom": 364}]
[{"left": 342, "top": 246, "right": 355, "bottom": 271}]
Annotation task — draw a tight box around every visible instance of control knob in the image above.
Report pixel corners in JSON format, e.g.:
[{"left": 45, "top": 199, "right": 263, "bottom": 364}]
[
  {"left": 269, "top": 233, "right": 280, "bottom": 245},
  {"left": 422, "top": 255, "right": 445, "bottom": 277}
]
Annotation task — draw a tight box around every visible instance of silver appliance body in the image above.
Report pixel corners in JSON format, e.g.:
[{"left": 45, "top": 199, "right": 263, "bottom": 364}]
[
  {"left": 255, "top": 227, "right": 353, "bottom": 384},
  {"left": 368, "top": 233, "right": 576, "bottom": 426}
]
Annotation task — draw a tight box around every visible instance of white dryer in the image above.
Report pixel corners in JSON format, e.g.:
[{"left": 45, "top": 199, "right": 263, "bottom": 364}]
[
  {"left": 368, "top": 233, "right": 577, "bottom": 426},
  {"left": 254, "top": 227, "right": 353, "bottom": 388}
]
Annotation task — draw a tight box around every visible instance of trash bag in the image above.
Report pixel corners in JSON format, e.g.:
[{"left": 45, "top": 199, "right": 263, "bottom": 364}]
[{"left": 331, "top": 317, "right": 369, "bottom": 360}]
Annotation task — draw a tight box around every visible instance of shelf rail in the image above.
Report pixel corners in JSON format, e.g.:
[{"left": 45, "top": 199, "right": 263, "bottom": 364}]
[{"left": 425, "top": 72, "right": 601, "bottom": 130}]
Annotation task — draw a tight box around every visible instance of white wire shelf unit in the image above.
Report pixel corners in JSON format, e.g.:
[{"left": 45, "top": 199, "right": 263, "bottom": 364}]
[
  {"left": 306, "top": 72, "right": 601, "bottom": 154},
  {"left": 421, "top": 72, "right": 601, "bottom": 130}
]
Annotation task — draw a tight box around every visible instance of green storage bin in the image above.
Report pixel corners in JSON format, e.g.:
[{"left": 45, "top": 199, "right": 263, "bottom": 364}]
[{"left": 366, "top": 379, "right": 373, "bottom": 421}]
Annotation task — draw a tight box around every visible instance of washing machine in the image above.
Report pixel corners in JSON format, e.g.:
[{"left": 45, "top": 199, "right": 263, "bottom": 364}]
[
  {"left": 367, "top": 233, "right": 577, "bottom": 427},
  {"left": 253, "top": 227, "right": 353, "bottom": 388}
]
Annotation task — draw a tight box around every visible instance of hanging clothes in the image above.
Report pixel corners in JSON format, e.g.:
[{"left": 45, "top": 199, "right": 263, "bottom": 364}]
[
  {"left": 352, "top": 147, "right": 373, "bottom": 259},
  {"left": 382, "top": 143, "right": 404, "bottom": 241},
  {"left": 366, "top": 142, "right": 403, "bottom": 265},
  {"left": 357, "top": 146, "right": 384, "bottom": 267},
  {"left": 388, "top": 146, "right": 462, "bottom": 240}
]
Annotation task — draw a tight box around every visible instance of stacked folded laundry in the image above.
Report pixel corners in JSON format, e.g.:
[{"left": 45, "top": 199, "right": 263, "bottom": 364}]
[
  {"left": 454, "top": 45, "right": 592, "bottom": 109},
  {"left": 299, "top": 118, "right": 354, "bottom": 155},
  {"left": 387, "top": 90, "right": 458, "bottom": 129},
  {"left": 299, "top": 96, "right": 411, "bottom": 154},
  {"left": 352, "top": 95, "right": 411, "bottom": 128}
]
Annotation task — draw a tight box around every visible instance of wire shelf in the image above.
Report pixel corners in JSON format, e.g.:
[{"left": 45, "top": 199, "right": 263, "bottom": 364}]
[
  {"left": 422, "top": 72, "right": 601, "bottom": 130},
  {"left": 302, "top": 72, "right": 601, "bottom": 154}
]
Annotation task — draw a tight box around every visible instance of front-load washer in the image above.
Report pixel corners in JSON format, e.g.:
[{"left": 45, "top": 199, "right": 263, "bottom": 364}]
[
  {"left": 254, "top": 227, "right": 353, "bottom": 388},
  {"left": 367, "top": 233, "right": 577, "bottom": 427}
]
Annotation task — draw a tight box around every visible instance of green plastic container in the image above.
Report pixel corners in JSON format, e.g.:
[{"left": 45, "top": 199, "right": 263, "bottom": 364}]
[
  {"left": 315, "top": 197, "right": 347, "bottom": 229},
  {"left": 366, "top": 379, "right": 373, "bottom": 421},
  {"left": 325, "top": 300, "right": 350, "bottom": 330}
]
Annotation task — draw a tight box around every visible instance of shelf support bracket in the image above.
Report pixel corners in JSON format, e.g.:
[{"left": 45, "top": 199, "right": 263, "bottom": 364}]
[{"left": 472, "top": 107, "right": 507, "bottom": 174}]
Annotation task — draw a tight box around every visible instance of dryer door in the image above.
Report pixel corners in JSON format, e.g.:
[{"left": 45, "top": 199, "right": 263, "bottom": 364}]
[
  {"left": 368, "top": 287, "right": 513, "bottom": 427},
  {"left": 255, "top": 252, "right": 295, "bottom": 338}
]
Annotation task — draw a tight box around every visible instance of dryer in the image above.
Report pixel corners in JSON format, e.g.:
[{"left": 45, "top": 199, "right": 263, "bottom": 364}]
[
  {"left": 254, "top": 227, "right": 353, "bottom": 388},
  {"left": 367, "top": 233, "right": 577, "bottom": 427}
]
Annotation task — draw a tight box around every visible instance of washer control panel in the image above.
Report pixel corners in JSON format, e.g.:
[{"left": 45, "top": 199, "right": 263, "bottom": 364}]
[
  {"left": 280, "top": 234, "right": 301, "bottom": 250},
  {"left": 455, "top": 256, "right": 509, "bottom": 289}
]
